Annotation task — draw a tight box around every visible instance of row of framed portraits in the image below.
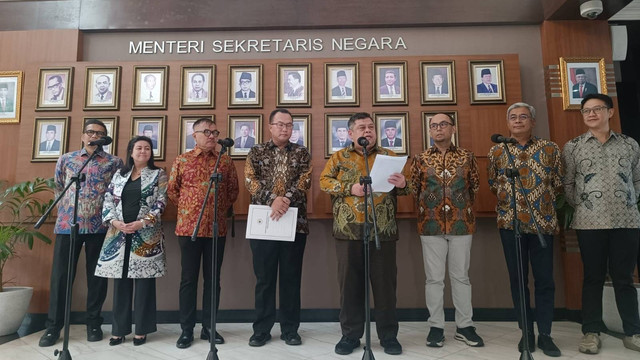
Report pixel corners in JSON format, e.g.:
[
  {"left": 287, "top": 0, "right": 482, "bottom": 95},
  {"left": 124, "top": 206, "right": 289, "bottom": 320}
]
[
  {"left": 28, "top": 60, "right": 507, "bottom": 113},
  {"left": 31, "top": 111, "right": 458, "bottom": 162}
]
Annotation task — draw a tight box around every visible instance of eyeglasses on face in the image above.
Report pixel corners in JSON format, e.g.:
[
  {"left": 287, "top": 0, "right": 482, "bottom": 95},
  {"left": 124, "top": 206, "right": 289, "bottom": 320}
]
[
  {"left": 429, "top": 122, "right": 453, "bottom": 130},
  {"left": 84, "top": 129, "right": 107, "bottom": 137},
  {"left": 47, "top": 83, "right": 61, "bottom": 90},
  {"left": 580, "top": 106, "right": 609, "bottom": 116},
  {"left": 508, "top": 114, "right": 531, "bottom": 122},
  {"left": 194, "top": 129, "right": 220, "bottom": 137},
  {"left": 271, "top": 122, "right": 293, "bottom": 129}
]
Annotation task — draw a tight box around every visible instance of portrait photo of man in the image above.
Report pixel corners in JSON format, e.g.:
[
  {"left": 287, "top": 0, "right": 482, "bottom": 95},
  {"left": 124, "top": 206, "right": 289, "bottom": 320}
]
[
  {"left": 427, "top": 68, "right": 449, "bottom": 97},
  {"left": 235, "top": 72, "right": 256, "bottom": 100},
  {"left": 476, "top": 68, "right": 498, "bottom": 94},
  {"left": 571, "top": 68, "right": 598, "bottom": 99},
  {"left": 0, "top": 82, "right": 14, "bottom": 114},
  {"left": 139, "top": 73, "right": 160, "bottom": 104},
  {"left": 379, "top": 69, "right": 401, "bottom": 97},
  {"left": 284, "top": 71, "right": 305, "bottom": 100},
  {"left": 138, "top": 123, "right": 158, "bottom": 151},
  {"left": 235, "top": 123, "right": 256, "bottom": 149},
  {"left": 46, "top": 74, "right": 66, "bottom": 103},
  {"left": 331, "top": 70, "right": 353, "bottom": 99},
  {"left": 380, "top": 120, "right": 402, "bottom": 149},
  {"left": 39, "top": 124, "right": 61, "bottom": 154},
  {"left": 93, "top": 74, "right": 113, "bottom": 103},
  {"left": 187, "top": 73, "right": 208, "bottom": 102},
  {"left": 331, "top": 120, "right": 352, "bottom": 150},
  {"left": 290, "top": 122, "right": 304, "bottom": 146}
]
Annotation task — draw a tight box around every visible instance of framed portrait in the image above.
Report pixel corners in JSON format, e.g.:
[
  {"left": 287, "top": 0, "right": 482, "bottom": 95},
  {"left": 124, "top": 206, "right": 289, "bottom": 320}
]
[
  {"left": 374, "top": 112, "right": 409, "bottom": 155},
  {"left": 82, "top": 117, "right": 119, "bottom": 155},
  {"left": 420, "top": 61, "right": 456, "bottom": 105},
  {"left": 228, "top": 114, "right": 262, "bottom": 159},
  {"left": 560, "top": 57, "right": 607, "bottom": 110},
  {"left": 324, "top": 63, "right": 359, "bottom": 107},
  {"left": 325, "top": 113, "right": 353, "bottom": 158},
  {"left": 373, "top": 61, "right": 408, "bottom": 106},
  {"left": 0, "top": 71, "right": 23, "bottom": 124},
  {"left": 291, "top": 114, "right": 311, "bottom": 150},
  {"left": 228, "top": 65, "right": 262, "bottom": 108},
  {"left": 469, "top": 60, "right": 506, "bottom": 104},
  {"left": 83, "top": 67, "right": 121, "bottom": 110},
  {"left": 277, "top": 64, "right": 311, "bottom": 107},
  {"left": 131, "top": 116, "right": 166, "bottom": 161},
  {"left": 36, "top": 67, "right": 74, "bottom": 111},
  {"left": 180, "top": 65, "right": 215, "bottom": 109},
  {"left": 179, "top": 115, "right": 214, "bottom": 154},
  {"left": 132, "top": 66, "right": 168, "bottom": 110},
  {"left": 31, "top": 117, "right": 69, "bottom": 162},
  {"left": 422, "top": 111, "right": 459, "bottom": 150}
]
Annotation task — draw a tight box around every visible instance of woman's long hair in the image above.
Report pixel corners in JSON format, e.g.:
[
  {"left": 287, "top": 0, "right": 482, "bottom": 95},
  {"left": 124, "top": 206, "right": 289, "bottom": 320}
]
[{"left": 120, "top": 136, "right": 159, "bottom": 175}]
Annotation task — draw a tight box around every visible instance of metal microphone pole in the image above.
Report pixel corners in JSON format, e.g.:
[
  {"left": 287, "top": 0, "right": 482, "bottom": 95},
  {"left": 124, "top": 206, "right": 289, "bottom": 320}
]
[
  {"left": 358, "top": 139, "right": 379, "bottom": 360},
  {"left": 191, "top": 143, "right": 229, "bottom": 360},
  {"left": 36, "top": 149, "right": 101, "bottom": 360}
]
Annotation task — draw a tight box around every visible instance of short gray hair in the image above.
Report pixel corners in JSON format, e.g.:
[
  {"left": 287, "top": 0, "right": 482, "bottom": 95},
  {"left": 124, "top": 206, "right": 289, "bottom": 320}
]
[{"left": 506, "top": 102, "right": 536, "bottom": 120}]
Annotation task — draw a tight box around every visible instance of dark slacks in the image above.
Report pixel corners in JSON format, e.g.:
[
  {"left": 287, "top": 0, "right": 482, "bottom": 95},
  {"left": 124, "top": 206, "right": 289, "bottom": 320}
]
[
  {"left": 46, "top": 233, "right": 108, "bottom": 330},
  {"left": 335, "top": 239, "right": 398, "bottom": 341},
  {"left": 499, "top": 229, "right": 555, "bottom": 335},
  {"left": 111, "top": 234, "right": 157, "bottom": 337},
  {"left": 178, "top": 236, "right": 226, "bottom": 330},
  {"left": 249, "top": 233, "right": 307, "bottom": 335},
  {"left": 577, "top": 228, "right": 640, "bottom": 336}
]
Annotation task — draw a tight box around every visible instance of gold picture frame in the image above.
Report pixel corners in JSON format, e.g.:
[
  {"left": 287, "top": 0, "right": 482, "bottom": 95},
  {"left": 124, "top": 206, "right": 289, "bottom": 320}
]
[
  {"left": 31, "top": 117, "right": 69, "bottom": 162},
  {"left": 180, "top": 65, "right": 215, "bottom": 109},
  {"left": 559, "top": 57, "right": 607, "bottom": 110},
  {"left": 420, "top": 61, "right": 456, "bottom": 105},
  {"left": 36, "top": 67, "right": 74, "bottom": 111},
  {"left": 131, "top": 115, "right": 167, "bottom": 160},
  {"left": 132, "top": 66, "right": 169, "bottom": 110},
  {"left": 277, "top": 64, "right": 311, "bottom": 107},
  {"left": 373, "top": 61, "right": 407, "bottom": 106},
  {"left": 0, "top": 70, "right": 23, "bottom": 124},
  {"left": 373, "top": 112, "right": 409, "bottom": 155},
  {"left": 469, "top": 60, "right": 506, "bottom": 104},
  {"left": 83, "top": 66, "right": 121, "bottom": 110},
  {"left": 325, "top": 113, "right": 353, "bottom": 158},
  {"left": 228, "top": 64, "right": 262, "bottom": 109},
  {"left": 228, "top": 114, "right": 262, "bottom": 159},
  {"left": 324, "top": 63, "right": 359, "bottom": 107}
]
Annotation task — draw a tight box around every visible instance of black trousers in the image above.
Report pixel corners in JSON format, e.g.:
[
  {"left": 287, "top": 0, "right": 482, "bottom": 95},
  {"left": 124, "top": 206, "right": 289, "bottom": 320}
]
[
  {"left": 335, "top": 240, "right": 398, "bottom": 341},
  {"left": 499, "top": 229, "right": 555, "bottom": 335},
  {"left": 45, "top": 233, "right": 108, "bottom": 330},
  {"left": 249, "top": 233, "right": 307, "bottom": 335},
  {"left": 178, "top": 236, "right": 226, "bottom": 330},
  {"left": 577, "top": 228, "right": 640, "bottom": 336}
]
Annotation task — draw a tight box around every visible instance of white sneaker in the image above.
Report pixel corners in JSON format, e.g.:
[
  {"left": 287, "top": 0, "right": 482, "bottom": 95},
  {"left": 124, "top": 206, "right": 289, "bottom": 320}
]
[
  {"left": 578, "top": 333, "right": 601, "bottom": 354},
  {"left": 623, "top": 334, "right": 640, "bottom": 352}
]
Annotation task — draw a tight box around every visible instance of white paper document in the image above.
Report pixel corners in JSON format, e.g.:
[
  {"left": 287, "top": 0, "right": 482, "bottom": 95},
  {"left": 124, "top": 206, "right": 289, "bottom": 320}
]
[
  {"left": 370, "top": 155, "right": 408, "bottom": 193},
  {"left": 245, "top": 204, "right": 299, "bottom": 242}
]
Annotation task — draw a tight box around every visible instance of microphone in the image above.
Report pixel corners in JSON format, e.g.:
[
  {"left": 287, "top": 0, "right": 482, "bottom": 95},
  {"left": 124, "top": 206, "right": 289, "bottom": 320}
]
[
  {"left": 217, "top": 138, "right": 234, "bottom": 147},
  {"left": 88, "top": 136, "right": 112, "bottom": 146},
  {"left": 491, "top": 134, "right": 518, "bottom": 144},
  {"left": 357, "top": 137, "right": 369, "bottom": 147}
]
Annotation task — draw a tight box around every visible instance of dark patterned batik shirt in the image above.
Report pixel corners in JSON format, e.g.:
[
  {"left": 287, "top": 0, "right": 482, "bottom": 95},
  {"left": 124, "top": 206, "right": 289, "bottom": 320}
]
[
  {"left": 487, "top": 136, "right": 564, "bottom": 235},
  {"left": 562, "top": 131, "right": 640, "bottom": 229}
]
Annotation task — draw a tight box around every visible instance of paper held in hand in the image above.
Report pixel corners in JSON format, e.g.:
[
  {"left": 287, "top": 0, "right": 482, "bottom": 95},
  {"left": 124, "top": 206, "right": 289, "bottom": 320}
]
[
  {"left": 245, "top": 204, "right": 298, "bottom": 242},
  {"left": 370, "top": 155, "right": 408, "bottom": 193}
]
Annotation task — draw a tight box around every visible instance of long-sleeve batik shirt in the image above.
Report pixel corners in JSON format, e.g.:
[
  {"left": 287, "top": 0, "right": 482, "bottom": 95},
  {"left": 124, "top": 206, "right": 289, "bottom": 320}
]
[
  {"left": 487, "top": 136, "right": 564, "bottom": 235},
  {"left": 168, "top": 147, "right": 239, "bottom": 237},
  {"left": 244, "top": 140, "right": 312, "bottom": 234},
  {"left": 410, "top": 145, "right": 479, "bottom": 235},
  {"left": 319, "top": 144, "right": 410, "bottom": 241}
]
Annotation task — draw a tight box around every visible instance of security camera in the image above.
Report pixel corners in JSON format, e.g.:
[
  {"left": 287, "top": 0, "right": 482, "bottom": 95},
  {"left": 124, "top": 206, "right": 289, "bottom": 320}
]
[{"left": 580, "top": 0, "right": 603, "bottom": 20}]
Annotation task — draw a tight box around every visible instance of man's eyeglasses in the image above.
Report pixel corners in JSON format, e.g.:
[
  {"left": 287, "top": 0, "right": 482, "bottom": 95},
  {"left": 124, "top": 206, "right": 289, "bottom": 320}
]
[
  {"left": 580, "top": 106, "right": 609, "bottom": 116},
  {"left": 508, "top": 114, "right": 532, "bottom": 122},
  {"left": 194, "top": 129, "right": 220, "bottom": 137},
  {"left": 47, "top": 83, "right": 61, "bottom": 90},
  {"left": 271, "top": 122, "right": 293, "bottom": 130},
  {"left": 429, "top": 122, "right": 453, "bottom": 130},
  {"left": 84, "top": 130, "right": 107, "bottom": 137}
]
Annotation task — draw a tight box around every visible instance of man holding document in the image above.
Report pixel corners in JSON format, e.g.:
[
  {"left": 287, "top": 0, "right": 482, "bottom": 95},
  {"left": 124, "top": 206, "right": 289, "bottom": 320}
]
[
  {"left": 244, "top": 108, "right": 312, "bottom": 347},
  {"left": 319, "top": 112, "right": 409, "bottom": 356}
]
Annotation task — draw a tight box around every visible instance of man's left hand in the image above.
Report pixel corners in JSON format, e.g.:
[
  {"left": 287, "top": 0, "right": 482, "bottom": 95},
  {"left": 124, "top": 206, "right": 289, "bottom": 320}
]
[{"left": 387, "top": 172, "right": 406, "bottom": 188}]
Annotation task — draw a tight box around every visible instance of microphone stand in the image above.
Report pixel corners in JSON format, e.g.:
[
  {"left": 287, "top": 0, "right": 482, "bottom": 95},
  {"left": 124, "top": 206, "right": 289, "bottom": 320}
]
[
  {"left": 35, "top": 149, "right": 101, "bottom": 360},
  {"left": 191, "top": 144, "right": 228, "bottom": 360},
  {"left": 502, "top": 142, "right": 547, "bottom": 360},
  {"left": 359, "top": 143, "right": 380, "bottom": 360}
]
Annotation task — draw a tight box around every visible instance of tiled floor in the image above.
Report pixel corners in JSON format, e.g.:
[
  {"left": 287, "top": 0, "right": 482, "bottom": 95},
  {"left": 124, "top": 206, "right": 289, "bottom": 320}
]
[{"left": 0, "top": 321, "right": 637, "bottom": 359}]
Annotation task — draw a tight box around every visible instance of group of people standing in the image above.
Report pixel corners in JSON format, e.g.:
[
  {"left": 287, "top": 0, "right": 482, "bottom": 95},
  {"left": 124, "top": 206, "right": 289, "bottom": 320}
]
[{"left": 36, "top": 94, "right": 640, "bottom": 357}]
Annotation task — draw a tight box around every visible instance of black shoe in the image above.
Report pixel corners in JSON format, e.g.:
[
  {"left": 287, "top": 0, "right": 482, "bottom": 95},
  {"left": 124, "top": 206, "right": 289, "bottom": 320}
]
[
  {"left": 380, "top": 338, "right": 403, "bottom": 355},
  {"left": 280, "top": 332, "right": 302, "bottom": 345},
  {"left": 109, "top": 336, "right": 124, "bottom": 346},
  {"left": 201, "top": 328, "right": 225, "bottom": 344},
  {"left": 249, "top": 332, "right": 271, "bottom": 347},
  {"left": 133, "top": 336, "right": 146, "bottom": 346},
  {"left": 38, "top": 328, "right": 60, "bottom": 347},
  {"left": 176, "top": 330, "right": 194, "bottom": 349},
  {"left": 87, "top": 326, "right": 103, "bottom": 342},
  {"left": 335, "top": 336, "right": 361, "bottom": 355},
  {"left": 538, "top": 334, "right": 561, "bottom": 357},
  {"left": 426, "top": 327, "right": 445, "bottom": 347},
  {"left": 518, "top": 333, "right": 536, "bottom": 353},
  {"left": 454, "top": 326, "right": 484, "bottom": 347}
]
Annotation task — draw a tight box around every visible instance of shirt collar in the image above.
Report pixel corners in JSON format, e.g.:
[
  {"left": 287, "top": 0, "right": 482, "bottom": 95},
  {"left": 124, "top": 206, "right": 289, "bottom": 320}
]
[
  {"left": 81, "top": 147, "right": 105, "bottom": 158},
  {"left": 346, "top": 143, "right": 383, "bottom": 155},
  {"left": 193, "top": 146, "right": 219, "bottom": 157},
  {"left": 266, "top": 139, "right": 294, "bottom": 151},
  {"left": 427, "top": 143, "right": 457, "bottom": 155},
  {"left": 584, "top": 130, "right": 617, "bottom": 143}
]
